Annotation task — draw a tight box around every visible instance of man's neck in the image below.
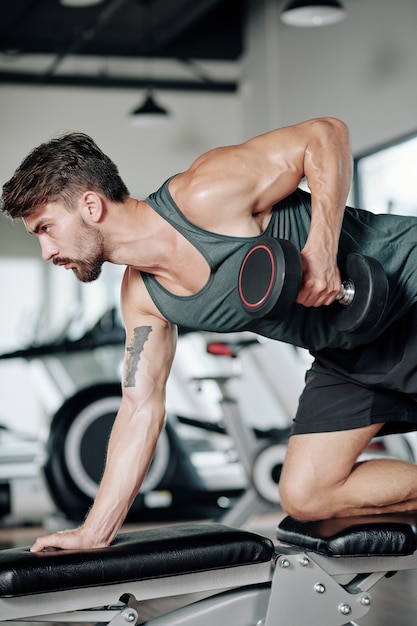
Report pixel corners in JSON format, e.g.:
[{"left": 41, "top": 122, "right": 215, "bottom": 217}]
[{"left": 105, "top": 198, "right": 175, "bottom": 272}]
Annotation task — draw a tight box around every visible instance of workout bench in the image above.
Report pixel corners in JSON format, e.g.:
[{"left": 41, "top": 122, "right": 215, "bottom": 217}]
[{"left": 1, "top": 513, "right": 417, "bottom": 626}]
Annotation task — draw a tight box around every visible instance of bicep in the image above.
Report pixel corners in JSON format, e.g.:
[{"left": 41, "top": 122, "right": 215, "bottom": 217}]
[
  {"left": 120, "top": 269, "right": 177, "bottom": 409},
  {"left": 122, "top": 317, "right": 176, "bottom": 399}
]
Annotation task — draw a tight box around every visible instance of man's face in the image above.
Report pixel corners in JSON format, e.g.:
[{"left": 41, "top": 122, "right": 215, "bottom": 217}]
[
  {"left": 55, "top": 218, "right": 106, "bottom": 283},
  {"left": 24, "top": 202, "right": 106, "bottom": 283}
]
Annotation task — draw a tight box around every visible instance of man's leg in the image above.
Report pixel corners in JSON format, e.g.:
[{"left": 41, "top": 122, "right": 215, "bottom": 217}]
[{"left": 279, "top": 423, "right": 417, "bottom": 520}]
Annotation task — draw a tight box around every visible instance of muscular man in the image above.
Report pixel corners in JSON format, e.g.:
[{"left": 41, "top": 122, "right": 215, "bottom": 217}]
[{"left": 2, "top": 117, "right": 417, "bottom": 552}]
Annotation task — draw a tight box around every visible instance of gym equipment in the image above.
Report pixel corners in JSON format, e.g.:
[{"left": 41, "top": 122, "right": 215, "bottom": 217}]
[
  {"left": 238, "top": 237, "right": 302, "bottom": 320},
  {"left": 238, "top": 236, "right": 389, "bottom": 334},
  {"left": 0, "top": 307, "right": 126, "bottom": 361},
  {"left": 328, "top": 252, "right": 389, "bottom": 333},
  {"left": 2, "top": 512, "right": 417, "bottom": 625},
  {"left": 0, "top": 425, "right": 54, "bottom": 524},
  {"left": 199, "top": 336, "right": 290, "bottom": 526}
]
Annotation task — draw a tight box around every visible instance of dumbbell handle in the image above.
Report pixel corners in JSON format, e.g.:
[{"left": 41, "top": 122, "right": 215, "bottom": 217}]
[{"left": 336, "top": 279, "right": 355, "bottom": 306}]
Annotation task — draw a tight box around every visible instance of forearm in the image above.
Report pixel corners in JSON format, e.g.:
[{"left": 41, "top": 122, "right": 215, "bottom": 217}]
[
  {"left": 303, "top": 117, "right": 353, "bottom": 258},
  {"left": 82, "top": 402, "right": 165, "bottom": 545},
  {"left": 296, "top": 118, "right": 353, "bottom": 305},
  {"left": 30, "top": 400, "right": 166, "bottom": 552}
]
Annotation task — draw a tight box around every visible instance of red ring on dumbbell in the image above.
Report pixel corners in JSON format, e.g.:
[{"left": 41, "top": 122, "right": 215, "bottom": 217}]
[
  {"left": 238, "top": 243, "right": 277, "bottom": 309},
  {"left": 238, "top": 237, "right": 302, "bottom": 320}
]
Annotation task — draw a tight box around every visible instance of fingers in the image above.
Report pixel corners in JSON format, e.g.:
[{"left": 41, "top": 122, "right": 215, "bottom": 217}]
[
  {"left": 30, "top": 531, "right": 74, "bottom": 552},
  {"left": 30, "top": 527, "right": 96, "bottom": 552},
  {"left": 296, "top": 252, "right": 341, "bottom": 307},
  {"left": 296, "top": 278, "right": 341, "bottom": 307}
]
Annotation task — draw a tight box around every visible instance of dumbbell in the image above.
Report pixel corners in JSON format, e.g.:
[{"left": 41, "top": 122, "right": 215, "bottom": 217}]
[{"left": 238, "top": 236, "right": 389, "bottom": 334}]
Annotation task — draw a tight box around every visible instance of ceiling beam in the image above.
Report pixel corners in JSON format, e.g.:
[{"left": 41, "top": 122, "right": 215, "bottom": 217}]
[{"left": 0, "top": 71, "right": 238, "bottom": 93}]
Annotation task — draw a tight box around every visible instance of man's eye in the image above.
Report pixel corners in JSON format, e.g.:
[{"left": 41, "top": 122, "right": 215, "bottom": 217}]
[{"left": 42, "top": 225, "right": 51, "bottom": 233}]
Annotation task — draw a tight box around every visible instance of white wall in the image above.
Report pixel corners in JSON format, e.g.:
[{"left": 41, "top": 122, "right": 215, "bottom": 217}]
[{"left": 272, "top": 0, "right": 417, "bottom": 152}]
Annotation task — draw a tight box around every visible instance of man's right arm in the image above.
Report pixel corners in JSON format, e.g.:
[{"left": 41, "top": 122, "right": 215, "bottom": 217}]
[
  {"left": 31, "top": 269, "right": 177, "bottom": 551},
  {"left": 171, "top": 117, "right": 353, "bottom": 307}
]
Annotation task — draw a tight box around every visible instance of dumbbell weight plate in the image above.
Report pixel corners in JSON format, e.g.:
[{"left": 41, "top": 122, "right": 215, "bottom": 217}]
[
  {"left": 326, "top": 253, "right": 389, "bottom": 334},
  {"left": 238, "top": 237, "right": 302, "bottom": 319}
]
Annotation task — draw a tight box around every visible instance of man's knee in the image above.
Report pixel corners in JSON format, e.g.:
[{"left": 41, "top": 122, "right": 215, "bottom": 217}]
[
  {"left": 279, "top": 472, "right": 335, "bottom": 521},
  {"left": 279, "top": 472, "right": 338, "bottom": 522}
]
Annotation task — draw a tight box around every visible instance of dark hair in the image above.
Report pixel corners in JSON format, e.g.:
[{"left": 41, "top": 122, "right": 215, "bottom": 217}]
[{"left": 0, "top": 132, "right": 130, "bottom": 219}]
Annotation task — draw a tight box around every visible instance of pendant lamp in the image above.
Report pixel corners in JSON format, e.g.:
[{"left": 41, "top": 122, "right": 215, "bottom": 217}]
[
  {"left": 281, "top": 0, "right": 346, "bottom": 27},
  {"left": 130, "top": 90, "right": 170, "bottom": 127},
  {"left": 60, "top": 0, "right": 105, "bottom": 6}
]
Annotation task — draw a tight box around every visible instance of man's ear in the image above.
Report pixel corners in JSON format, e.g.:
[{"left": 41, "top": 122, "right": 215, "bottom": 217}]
[{"left": 80, "top": 191, "right": 105, "bottom": 223}]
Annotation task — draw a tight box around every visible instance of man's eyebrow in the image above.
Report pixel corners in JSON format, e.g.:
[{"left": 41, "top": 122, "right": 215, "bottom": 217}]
[{"left": 23, "top": 219, "right": 42, "bottom": 235}]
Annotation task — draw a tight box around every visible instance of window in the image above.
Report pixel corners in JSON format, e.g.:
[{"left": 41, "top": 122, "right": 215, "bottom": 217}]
[{"left": 354, "top": 131, "right": 417, "bottom": 216}]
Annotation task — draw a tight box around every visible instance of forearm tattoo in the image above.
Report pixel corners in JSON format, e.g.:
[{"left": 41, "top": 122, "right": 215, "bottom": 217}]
[{"left": 124, "top": 326, "right": 152, "bottom": 387}]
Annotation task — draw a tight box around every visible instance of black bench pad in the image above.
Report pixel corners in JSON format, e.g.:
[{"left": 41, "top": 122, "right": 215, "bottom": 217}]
[
  {"left": 0, "top": 523, "right": 274, "bottom": 597},
  {"left": 277, "top": 513, "right": 417, "bottom": 557}
]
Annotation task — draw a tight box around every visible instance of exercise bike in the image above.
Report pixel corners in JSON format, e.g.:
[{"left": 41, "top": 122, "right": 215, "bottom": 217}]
[{"left": 1, "top": 510, "right": 417, "bottom": 625}]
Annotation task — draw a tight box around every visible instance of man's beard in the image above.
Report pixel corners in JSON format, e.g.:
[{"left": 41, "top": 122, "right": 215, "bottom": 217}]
[
  {"left": 72, "top": 252, "right": 105, "bottom": 283},
  {"left": 54, "top": 220, "right": 106, "bottom": 283}
]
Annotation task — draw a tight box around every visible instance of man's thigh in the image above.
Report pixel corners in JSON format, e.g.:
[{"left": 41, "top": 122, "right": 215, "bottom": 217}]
[{"left": 281, "top": 423, "right": 383, "bottom": 490}]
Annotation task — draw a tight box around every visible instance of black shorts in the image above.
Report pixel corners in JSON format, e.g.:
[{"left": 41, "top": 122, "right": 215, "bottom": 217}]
[{"left": 292, "top": 303, "right": 417, "bottom": 436}]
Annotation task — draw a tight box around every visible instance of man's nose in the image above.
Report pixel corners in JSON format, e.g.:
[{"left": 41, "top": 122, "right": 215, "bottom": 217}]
[{"left": 40, "top": 239, "right": 59, "bottom": 261}]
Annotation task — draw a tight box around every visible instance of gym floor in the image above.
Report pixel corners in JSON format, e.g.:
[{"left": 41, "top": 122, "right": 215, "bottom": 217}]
[{"left": 1, "top": 510, "right": 416, "bottom": 626}]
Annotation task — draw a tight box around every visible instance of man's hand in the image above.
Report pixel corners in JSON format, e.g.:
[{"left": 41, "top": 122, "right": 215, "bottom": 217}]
[
  {"left": 30, "top": 525, "right": 108, "bottom": 552},
  {"left": 296, "top": 245, "right": 341, "bottom": 308}
]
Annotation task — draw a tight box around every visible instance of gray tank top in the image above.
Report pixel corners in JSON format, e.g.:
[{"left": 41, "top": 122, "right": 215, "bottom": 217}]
[{"left": 144, "top": 177, "right": 417, "bottom": 352}]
